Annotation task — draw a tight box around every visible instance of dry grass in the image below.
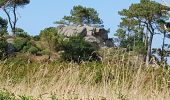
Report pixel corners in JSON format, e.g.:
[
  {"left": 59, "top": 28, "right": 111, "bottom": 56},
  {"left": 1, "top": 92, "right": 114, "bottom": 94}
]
[{"left": 0, "top": 48, "right": 170, "bottom": 100}]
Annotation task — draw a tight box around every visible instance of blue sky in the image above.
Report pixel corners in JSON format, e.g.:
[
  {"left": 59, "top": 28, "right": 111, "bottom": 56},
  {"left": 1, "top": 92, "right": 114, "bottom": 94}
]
[
  {"left": 0, "top": 0, "right": 168, "bottom": 48},
  {"left": 0, "top": 0, "right": 138, "bottom": 36}
]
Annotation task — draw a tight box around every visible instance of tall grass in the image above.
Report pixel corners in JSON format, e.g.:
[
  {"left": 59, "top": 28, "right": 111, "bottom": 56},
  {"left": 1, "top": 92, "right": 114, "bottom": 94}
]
[{"left": 0, "top": 48, "right": 170, "bottom": 100}]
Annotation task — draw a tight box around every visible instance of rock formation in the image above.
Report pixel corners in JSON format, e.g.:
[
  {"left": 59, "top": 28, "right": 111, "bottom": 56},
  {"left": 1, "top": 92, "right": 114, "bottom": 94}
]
[{"left": 57, "top": 25, "right": 114, "bottom": 48}]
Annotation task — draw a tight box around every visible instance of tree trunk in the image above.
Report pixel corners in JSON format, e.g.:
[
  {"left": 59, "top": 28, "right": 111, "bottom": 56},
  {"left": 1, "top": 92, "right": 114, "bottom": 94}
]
[
  {"left": 48, "top": 40, "right": 51, "bottom": 60},
  {"left": 13, "top": 4, "right": 17, "bottom": 35},
  {"left": 146, "top": 34, "right": 153, "bottom": 66},
  {"left": 161, "top": 31, "right": 166, "bottom": 62},
  {"left": 3, "top": 8, "right": 13, "bottom": 33},
  {"left": 3, "top": 4, "right": 17, "bottom": 36}
]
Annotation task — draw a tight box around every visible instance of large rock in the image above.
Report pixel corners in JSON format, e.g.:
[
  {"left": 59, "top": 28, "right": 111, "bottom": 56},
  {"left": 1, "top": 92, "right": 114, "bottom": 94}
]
[
  {"left": 6, "top": 37, "right": 15, "bottom": 55},
  {"left": 57, "top": 25, "right": 114, "bottom": 48}
]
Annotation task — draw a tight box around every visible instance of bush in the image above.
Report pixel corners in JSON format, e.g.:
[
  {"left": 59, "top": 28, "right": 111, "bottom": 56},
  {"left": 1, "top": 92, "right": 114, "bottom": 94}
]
[
  {"left": 61, "top": 36, "right": 97, "bottom": 62},
  {"left": 0, "top": 37, "right": 7, "bottom": 59},
  {"left": 22, "top": 41, "right": 36, "bottom": 52},
  {"left": 15, "top": 28, "right": 30, "bottom": 39},
  {"left": 41, "top": 49, "right": 50, "bottom": 55},
  {"left": 13, "top": 37, "right": 28, "bottom": 52},
  {"left": 28, "top": 46, "right": 39, "bottom": 55},
  {"left": 133, "top": 41, "right": 146, "bottom": 55},
  {"left": 0, "top": 17, "right": 8, "bottom": 36},
  {"left": 13, "top": 37, "right": 42, "bottom": 55},
  {"left": 33, "top": 35, "right": 40, "bottom": 41},
  {"left": 22, "top": 45, "right": 30, "bottom": 52},
  {"left": 40, "top": 27, "right": 64, "bottom": 52}
]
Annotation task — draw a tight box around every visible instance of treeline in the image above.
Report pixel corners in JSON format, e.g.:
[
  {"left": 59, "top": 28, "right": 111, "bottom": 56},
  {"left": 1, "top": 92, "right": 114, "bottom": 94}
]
[
  {"left": 115, "top": 0, "right": 170, "bottom": 65},
  {"left": 0, "top": 0, "right": 170, "bottom": 65},
  {"left": 0, "top": 0, "right": 102, "bottom": 63}
]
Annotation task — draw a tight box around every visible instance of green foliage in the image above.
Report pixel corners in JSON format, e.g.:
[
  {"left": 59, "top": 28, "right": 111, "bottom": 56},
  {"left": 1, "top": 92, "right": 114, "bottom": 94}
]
[
  {"left": 0, "top": 0, "right": 30, "bottom": 7},
  {"left": 61, "top": 36, "right": 97, "bottom": 62},
  {"left": 56, "top": 5, "right": 103, "bottom": 25},
  {"left": 0, "top": 17, "right": 8, "bottom": 36},
  {"left": 23, "top": 42, "right": 41, "bottom": 55},
  {"left": 41, "top": 49, "right": 50, "bottom": 55},
  {"left": 27, "top": 46, "right": 39, "bottom": 55},
  {"left": 40, "top": 27, "right": 63, "bottom": 52},
  {"left": 33, "top": 35, "right": 40, "bottom": 41},
  {"left": 18, "top": 95, "right": 33, "bottom": 100},
  {"left": 93, "top": 63, "right": 103, "bottom": 84},
  {"left": 13, "top": 29, "right": 34, "bottom": 53},
  {"left": 15, "top": 28, "right": 30, "bottom": 38},
  {"left": 0, "top": 90, "right": 34, "bottom": 100},
  {"left": 119, "top": 0, "right": 170, "bottom": 20},
  {"left": 0, "top": 17, "right": 7, "bottom": 59},
  {"left": 115, "top": 28, "right": 126, "bottom": 40},
  {"left": 133, "top": 41, "right": 146, "bottom": 55},
  {"left": 50, "top": 94, "right": 58, "bottom": 100},
  {"left": 54, "top": 19, "right": 68, "bottom": 26},
  {"left": 115, "top": 27, "right": 146, "bottom": 55},
  {"left": 13, "top": 37, "right": 28, "bottom": 52},
  {"left": 22, "top": 41, "right": 33, "bottom": 52},
  {"left": 0, "top": 48, "right": 170, "bottom": 99},
  {"left": 13, "top": 33, "right": 41, "bottom": 55},
  {"left": 118, "top": 0, "right": 170, "bottom": 63},
  {"left": 0, "top": 37, "right": 7, "bottom": 59},
  {"left": 0, "top": 90, "right": 16, "bottom": 100},
  {"left": 152, "top": 45, "right": 170, "bottom": 63},
  {"left": 0, "top": 0, "right": 30, "bottom": 35}
]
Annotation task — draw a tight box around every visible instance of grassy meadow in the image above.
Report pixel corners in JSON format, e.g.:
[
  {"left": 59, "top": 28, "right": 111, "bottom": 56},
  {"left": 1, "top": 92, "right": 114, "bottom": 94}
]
[{"left": 0, "top": 48, "right": 169, "bottom": 100}]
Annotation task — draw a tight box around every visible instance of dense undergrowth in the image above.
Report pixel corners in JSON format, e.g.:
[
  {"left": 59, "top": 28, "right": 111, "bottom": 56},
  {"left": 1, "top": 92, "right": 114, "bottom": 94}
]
[{"left": 0, "top": 48, "right": 170, "bottom": 100}]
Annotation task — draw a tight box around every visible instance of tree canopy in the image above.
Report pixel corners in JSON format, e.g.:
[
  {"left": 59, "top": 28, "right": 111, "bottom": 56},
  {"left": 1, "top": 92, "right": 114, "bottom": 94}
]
[
  {"left": 0, "top": 0, "right": 30, "bottom": 7},
  {"left": 0, "top": 16, "right": 7, "bottom": 36},
  {"left": 55, "top": 5, "right": 103, "bottom": 26},
  {"left": 0, "top": 0, "right": 30, "bottom": 35},
  {"left": 118, "top": 0, "right": 170, "bottom": 65}
]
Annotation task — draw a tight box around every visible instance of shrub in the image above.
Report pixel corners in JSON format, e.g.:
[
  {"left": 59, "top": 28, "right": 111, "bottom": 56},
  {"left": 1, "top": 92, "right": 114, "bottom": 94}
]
[
  {"left": 28, "top": 46, "right": 39, "bottom": 55},
  {"left": 13, "top": 37, "right": 28, "bottom": 52},
  {"left": 22, "top": 45, "right": 30, "bottom": 52},
  {"left": 0, "top": 17, "right": 8, "bottom": 36},
  {"left": 23, "top": 41, "right": 38, "bottom": 52},
  {"left": 41, "top": 49, "right": 50, "bottom": 55},
  {"left": 40, "top": 27, "right": 64, "bottom": 52},
  {"left": 0, "top": 37, "right": 7, "bottom": 59},
  {"left": 33, "top": 35, "right": 40, "bottom": 41},
  {"left": 15, "top": 28, "right": 30, "bottom": 39},
  {"left": 13, "top": 37, "right": 42, "bottom": 55},
  {"left": 133, "top": 41, "right": 146, "bottom": 55},
  {"left": 61, "top": 36, "right": 97, "bottom": 62}
]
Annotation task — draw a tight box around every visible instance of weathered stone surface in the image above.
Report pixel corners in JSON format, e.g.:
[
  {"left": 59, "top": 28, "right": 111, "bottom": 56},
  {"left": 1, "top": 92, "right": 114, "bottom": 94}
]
[
  {"left": 6, "top": 37, "right": 15, "bottom": 54},
  {"left": 105, "top": 39, "right": 114, "bottom": 47},
  {"left": 57, "top": 25, "right": 114, "bottom": 48},
  {"left": 84, "top": 36, "right": 100, "bottom": 43}
]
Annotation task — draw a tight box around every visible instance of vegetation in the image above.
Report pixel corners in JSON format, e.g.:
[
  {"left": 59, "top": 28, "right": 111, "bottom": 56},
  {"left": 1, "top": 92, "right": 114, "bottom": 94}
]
[
  {"left": 0, "top": 17, "right": 8, "bottom": 59},
  {"left": 0, "top": 36, "right": 7, "bottom": 59},
  {"left": 0, "top": 0, "right": 170, "bottom": 99},
  {"left": 0, "top": 48, "right": 169, "bottom": 100},
  {"left": 55, "top": 5, "right": 103, "bottom": 26},
  {"left": 60, "top": 36, "right": 97, "bottom": 62},
  {"left": 40, "top": 27, "right": 63, "bottom": 59},
  {"left": 0, "top": 0, "right": 30, "bottom": 35},
  {"left": 117, "top": 0, "right": 170, "bottom": 65},
  {"left": 0, "top": 17, "right": 7, "bottom": 36}
]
